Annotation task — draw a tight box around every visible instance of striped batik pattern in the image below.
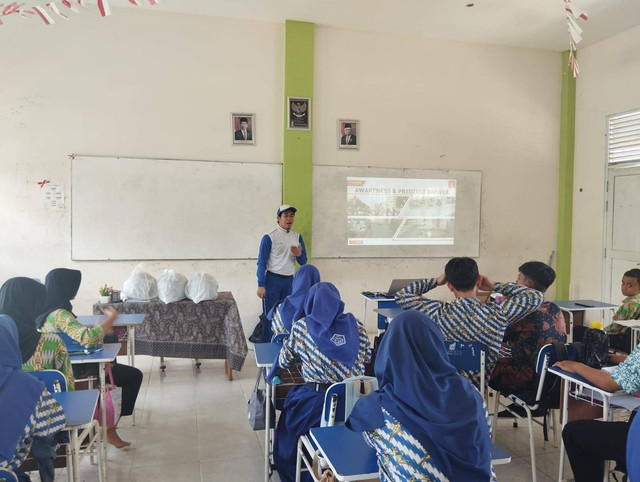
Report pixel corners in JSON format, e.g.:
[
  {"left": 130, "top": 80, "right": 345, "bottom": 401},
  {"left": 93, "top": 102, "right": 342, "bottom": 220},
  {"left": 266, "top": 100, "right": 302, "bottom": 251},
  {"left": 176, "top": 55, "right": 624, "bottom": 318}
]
[
  {"left": 22, "top": 333, "right": 75, "bottom": 391},
  {"left": 278, "top": 317, "right": 371, "bottom": 383},
  {"left": 270, "top": 307, "right": 288, "bottom": 338},
  {"left": 42, "top": 309, "right": 104, "bottom": 346},
  {"left": 396, "top": 279, "right": 543, "bottom": 390}
]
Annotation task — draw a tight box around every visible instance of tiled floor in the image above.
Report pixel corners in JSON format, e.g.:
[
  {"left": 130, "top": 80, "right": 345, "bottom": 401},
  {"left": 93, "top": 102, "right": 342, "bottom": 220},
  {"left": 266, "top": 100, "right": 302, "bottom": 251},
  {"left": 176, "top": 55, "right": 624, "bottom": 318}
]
[{"left": 32, "top": 351, "right": 583, "bottom": 481}]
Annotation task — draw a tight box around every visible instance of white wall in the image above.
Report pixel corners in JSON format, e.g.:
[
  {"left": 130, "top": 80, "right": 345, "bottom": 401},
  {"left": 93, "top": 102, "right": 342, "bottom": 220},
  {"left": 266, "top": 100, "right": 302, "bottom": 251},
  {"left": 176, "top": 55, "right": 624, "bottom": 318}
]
[
  {"left": 312, "top": 27, "right": 562, "bottom": 329},
  {"left": 1, "top": 9, "right": 562, "bottom": 336},
  {"left": 572, "top": 25, "right": 640, "bottom": 302}
]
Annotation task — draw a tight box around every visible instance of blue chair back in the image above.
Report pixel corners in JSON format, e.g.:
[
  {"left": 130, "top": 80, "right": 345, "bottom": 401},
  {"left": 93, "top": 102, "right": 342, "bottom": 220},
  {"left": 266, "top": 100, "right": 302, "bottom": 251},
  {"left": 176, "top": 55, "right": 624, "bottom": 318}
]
[
  {"left": 29, "top": 369, "right": 68, "bottom": 393},
  {"left": 320, "top": 376, "right": 378, "bottom": 427},
  {"left": 445, "top": 340, "right": 487, "bottom": 391},
  {"left": 627, "top": 413, "right": 640, "bottom": 480},
  {"left": 271, "top": 333, "right": 288, "bottom": 343},
  {"left": 0, "top": 469, "right": 18, "bottom": 482}
]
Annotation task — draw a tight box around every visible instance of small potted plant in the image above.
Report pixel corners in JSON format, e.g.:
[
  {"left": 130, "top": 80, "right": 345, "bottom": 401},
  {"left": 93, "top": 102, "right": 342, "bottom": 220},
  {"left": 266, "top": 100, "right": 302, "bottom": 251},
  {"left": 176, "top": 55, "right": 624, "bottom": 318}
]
[{"left": 98, "top": 284, "right": 113, "bottom": 304}]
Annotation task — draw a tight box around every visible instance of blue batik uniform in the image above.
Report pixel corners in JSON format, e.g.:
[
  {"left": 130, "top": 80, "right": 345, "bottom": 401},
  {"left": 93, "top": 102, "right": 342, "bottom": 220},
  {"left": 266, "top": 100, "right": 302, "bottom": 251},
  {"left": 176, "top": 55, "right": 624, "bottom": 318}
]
[
  {"left": 347, "top": 310, "right": 494, "bottom": 482},
  {"left": 271, "top": 283, "right": 371, "bottom": 482},
  {"left": 268, "top": 265, "right": 321, "bottom": 339},
  {"left": 395, "top": 279, "right": 543, "bottom": 389},
  {"left": 257, "top": 226, "right": 307, "bottom": 339}
]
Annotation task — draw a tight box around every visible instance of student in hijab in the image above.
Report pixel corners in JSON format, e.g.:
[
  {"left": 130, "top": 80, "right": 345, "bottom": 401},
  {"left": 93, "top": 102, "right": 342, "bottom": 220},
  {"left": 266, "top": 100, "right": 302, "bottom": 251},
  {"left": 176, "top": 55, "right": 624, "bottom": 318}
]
[
  {"left": 0, "top": 278, "right": 72, "bottom": 482},
  {"left": 269, "top": 282, "right": 371, "bottom": 482},
  {"left": 37, "top": 268, "right": 143, "bottom": 449},
  {"left": 346, "top": 310, "right": 495, "bottom": 482},
  {"left": 0, "top": 316, "right": 66, "bottom": 482},
  {"left": 268, "top": 264, "right": 321, "bottom": 339}
]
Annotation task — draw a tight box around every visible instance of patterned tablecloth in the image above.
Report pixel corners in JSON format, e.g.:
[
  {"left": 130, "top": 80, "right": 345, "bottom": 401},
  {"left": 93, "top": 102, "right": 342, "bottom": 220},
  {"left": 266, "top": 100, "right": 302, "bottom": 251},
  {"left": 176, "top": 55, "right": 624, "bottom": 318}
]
[{"left": 93, "top": 292, "right": 248, "bottom": 371}]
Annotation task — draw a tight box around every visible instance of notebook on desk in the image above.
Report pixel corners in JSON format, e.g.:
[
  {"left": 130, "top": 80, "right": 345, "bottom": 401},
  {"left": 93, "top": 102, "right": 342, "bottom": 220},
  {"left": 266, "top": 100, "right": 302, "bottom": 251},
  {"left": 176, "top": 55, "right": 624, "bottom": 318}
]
[
  {"left": 363, "top": 279, "right": 418, "bottom": 298},
  {"left": 57, "top": 332, "right": 103, "bottom": 355}
]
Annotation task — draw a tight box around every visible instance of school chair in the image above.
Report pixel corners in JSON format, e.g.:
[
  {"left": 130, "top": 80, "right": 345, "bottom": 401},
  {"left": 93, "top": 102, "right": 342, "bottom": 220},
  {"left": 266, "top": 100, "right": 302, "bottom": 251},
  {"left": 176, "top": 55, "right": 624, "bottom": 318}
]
[
  {"left": 29, "top": 369, "right": 68, "bottom": 393},
  {"left": 296, "top": 376, "right": 378, "bottom": 482},
  {"left": 492, "top": 343, "right": 570, "bottom": 482},
  {"left": 445, "top": 340, "right": 488, "bottom": 401},
  {"left": 0, "top": 468, "right": 18, "bottom": 482}
]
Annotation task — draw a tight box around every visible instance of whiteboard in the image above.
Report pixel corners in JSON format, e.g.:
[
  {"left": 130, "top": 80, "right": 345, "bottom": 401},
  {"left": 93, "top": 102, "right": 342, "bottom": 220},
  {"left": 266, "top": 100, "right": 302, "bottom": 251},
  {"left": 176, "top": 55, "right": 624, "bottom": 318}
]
[
  {"left": 312, "top": 165, "right": 481, "bottom": 258},
  {"left": 71, "top": 156, "right": 282, "bottom": 260}
]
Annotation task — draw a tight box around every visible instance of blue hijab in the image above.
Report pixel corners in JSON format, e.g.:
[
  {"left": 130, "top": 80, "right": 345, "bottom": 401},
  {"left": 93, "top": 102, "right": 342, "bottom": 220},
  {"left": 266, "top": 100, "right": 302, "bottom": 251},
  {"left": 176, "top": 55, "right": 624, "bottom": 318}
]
[
  {"left": 268, "top": 265, "right": 320, "bottom": 331},
  {"left": 303, "top": 282, "right": 359, "bottom": 367},
  {"left": 0, "top": 315, "right": 45, "bottom": 462},
  {"left": 346, "top": 310, "right": 492, "bottom": 481}
]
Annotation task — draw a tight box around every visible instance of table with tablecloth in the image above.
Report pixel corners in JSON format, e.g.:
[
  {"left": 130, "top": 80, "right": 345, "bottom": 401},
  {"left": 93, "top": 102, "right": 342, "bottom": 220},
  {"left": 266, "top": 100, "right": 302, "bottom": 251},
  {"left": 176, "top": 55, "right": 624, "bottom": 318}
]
[{"left": 93, "top": 292, "right": 247, "bottom": 379}]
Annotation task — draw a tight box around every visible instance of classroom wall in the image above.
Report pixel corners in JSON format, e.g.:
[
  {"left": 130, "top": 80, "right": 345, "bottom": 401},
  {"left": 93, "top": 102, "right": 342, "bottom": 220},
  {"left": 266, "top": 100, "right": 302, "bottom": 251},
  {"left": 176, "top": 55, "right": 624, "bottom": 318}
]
[
  {"left": 1, "top": 8, "right": 562, "bottom": 336},
  {"left": 311, "top": 26, "right": 562, "bottom": 326},
  {"left": 571, "top": 25, "right": 640, "bottom": 304}
]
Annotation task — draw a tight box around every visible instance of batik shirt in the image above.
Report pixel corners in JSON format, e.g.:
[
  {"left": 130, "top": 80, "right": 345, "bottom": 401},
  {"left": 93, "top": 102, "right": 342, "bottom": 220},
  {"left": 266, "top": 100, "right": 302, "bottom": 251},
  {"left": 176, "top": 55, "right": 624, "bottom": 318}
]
[
  {"left": 490, "top": 301, "right": 567, "bottom": 396},
  {"left": 278, "top": 317, "right": 371, "bottom": 383},
  {"left": 0, "top": 389, "right": 66, "bottom": 473},
  {"left": 363, "top": 404, "right": 497, "bottom": 482},
  {"left": 395, "top": 279, "right": 543, "bottom": 389},
  {"left": 21, "top": 333, "right": 75, "bottom": 391},
  {"left": 270, "top": 305, "right": 287, "bottom": 338},
  {"left": 606, "top": 294, "right": 640, "bottom": 335},
  {"left": 41, "top": 309, "right": 104, "bottom": 346},
  {"left": 611, "top": 345, "right": 640, "bottom": 394}
]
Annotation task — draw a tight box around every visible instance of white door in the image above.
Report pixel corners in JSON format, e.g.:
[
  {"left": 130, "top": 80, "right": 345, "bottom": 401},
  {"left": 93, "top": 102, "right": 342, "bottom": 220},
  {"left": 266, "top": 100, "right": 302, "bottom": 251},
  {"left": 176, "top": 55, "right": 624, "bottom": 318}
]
[{"left": 604, "top": 165, "right": 640, "bottom": 319}]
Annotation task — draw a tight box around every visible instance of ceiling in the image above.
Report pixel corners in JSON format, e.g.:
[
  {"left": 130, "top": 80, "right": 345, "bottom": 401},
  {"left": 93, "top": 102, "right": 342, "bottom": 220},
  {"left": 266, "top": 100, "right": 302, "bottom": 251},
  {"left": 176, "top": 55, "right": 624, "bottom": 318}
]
[{"left": 107, "top": 0, "right": 640, "bottom": 52}]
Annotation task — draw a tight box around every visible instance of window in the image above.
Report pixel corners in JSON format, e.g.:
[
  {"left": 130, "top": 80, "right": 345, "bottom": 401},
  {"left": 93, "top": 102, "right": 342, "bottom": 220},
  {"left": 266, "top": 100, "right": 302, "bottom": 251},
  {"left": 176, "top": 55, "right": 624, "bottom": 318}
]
[{"left": 607, "top": 109, "right": 640, "bottom": 164}]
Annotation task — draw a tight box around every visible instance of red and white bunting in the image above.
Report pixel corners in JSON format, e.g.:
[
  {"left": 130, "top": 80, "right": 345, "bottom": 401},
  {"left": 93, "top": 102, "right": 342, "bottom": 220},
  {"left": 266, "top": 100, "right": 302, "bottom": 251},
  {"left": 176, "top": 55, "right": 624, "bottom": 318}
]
[
  {"left": 564, "top": 0, "right": 588, "bottom": 78},
  {"left": 1, "top": 0, "right": 154, "bottom": 25}
]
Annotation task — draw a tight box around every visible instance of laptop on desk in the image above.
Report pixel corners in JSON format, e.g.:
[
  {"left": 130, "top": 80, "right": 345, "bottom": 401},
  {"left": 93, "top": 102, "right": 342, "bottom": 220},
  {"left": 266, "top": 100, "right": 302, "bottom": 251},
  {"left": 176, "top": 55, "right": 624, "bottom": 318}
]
[{"left": 363, "top": 279, "right": 418, "bottom": 299}]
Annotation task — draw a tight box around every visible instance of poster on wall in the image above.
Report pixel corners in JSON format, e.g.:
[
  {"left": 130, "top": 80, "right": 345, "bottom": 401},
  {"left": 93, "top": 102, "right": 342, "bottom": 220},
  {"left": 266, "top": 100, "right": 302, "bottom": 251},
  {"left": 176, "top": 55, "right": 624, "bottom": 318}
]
[
  {"left": 287, "top": 97, "right": 311, "bottom": 130},
  {"left": 43, "top": 182, "right": 65, "bottom": 210},
  {"left": 231, "top": 113, "right": 255, "bottom": 145},
  {"left": 338, "top": 119, "right": 359, "bottom": 150}
]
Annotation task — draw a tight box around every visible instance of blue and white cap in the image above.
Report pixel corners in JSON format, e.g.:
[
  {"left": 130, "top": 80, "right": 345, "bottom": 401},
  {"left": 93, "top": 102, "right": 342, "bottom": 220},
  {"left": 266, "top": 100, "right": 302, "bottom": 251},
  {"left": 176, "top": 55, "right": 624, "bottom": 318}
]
[{"left": 277, "top": 205, "right": 297, "bottom": 216}]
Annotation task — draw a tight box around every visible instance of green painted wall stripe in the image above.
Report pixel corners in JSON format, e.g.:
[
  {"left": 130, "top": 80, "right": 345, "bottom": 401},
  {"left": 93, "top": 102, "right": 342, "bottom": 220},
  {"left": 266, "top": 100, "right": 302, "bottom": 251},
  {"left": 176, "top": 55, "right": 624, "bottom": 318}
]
[
  {"left": 283, "top": 20, "right": 314, "bottom": 260},
  {"left": 556, "top": 51, "right": 576, "bottom": 299}
]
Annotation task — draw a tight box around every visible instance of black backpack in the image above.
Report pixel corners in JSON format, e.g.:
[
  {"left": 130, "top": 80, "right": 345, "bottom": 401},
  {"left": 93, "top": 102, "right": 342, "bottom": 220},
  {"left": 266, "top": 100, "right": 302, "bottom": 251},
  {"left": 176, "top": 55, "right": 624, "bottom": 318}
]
[{"left": 582, "top": 328, "right": 609, "bottom": 369}]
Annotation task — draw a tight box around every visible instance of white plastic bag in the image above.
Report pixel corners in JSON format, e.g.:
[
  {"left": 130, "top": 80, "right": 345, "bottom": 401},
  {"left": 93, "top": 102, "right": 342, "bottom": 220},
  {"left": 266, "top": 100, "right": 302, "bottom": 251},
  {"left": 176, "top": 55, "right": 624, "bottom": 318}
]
[
  {"left": 121, "top": 264, "right": 158, "bottom": 301},
  {"left": 185, "top": 272, "right": 219, "bottom": 304},
  {"left": 157, "top": 269, "right": 188, "bottom": 304}
]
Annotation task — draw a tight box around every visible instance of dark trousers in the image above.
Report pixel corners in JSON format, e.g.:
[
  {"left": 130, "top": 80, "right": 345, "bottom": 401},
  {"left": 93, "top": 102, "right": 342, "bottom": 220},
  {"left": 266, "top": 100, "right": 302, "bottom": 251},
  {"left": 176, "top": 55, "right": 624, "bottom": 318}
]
[
  {"left": 262, "top": 272, "right": 293, "bottom": 341},
  {"left": 563, "top": 419, "right": 631, "bottom": 481}
]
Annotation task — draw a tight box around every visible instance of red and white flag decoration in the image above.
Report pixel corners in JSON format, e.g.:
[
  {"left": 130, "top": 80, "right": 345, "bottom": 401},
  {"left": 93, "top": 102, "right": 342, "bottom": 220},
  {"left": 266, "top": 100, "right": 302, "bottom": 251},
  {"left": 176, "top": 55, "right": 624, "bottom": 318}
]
[
  {"left": 0, "top": 0, "right": 157, "bottom": 25},
  {"left": 564, "top": 0, "right": 588, "bottom": 78}
]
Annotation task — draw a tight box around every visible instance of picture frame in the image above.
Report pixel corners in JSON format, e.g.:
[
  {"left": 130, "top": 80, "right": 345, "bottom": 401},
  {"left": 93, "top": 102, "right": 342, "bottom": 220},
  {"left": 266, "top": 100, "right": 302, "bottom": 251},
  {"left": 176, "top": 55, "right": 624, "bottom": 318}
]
[
  {"left": 287, "top": 97, "right": 311, "bottom": 130},
  {"left": 338, "top": 119, "right": 359, "bottom": 150},
  {"left": 231, "top": 113, "right": 255, "bottom": 145}
]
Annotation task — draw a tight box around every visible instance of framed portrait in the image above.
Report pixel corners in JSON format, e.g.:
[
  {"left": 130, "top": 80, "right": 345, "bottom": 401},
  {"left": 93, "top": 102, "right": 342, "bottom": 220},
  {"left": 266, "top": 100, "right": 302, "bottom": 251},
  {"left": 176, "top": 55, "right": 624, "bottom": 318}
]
[
  {"left": 338, "top": 119, "right": 359, "bottom": 150},
  {"left": 287, "top": 97, "right": 311, "bottom": 130},
  {"left": 231, "top": 113, "right": 255, "bottom": 145}
]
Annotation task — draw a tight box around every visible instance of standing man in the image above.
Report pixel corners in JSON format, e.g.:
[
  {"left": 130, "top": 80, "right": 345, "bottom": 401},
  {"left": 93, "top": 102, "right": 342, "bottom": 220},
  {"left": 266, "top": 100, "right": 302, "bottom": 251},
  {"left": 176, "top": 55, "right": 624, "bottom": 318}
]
[
  {"left": 234, "top": 117, "right": 252, "bottom": 141},
  {"left": 340, "top": 123, "right": 357, "bottom": 145},
  {"left": 257, "top": 205, "right": 307, "bottom": 340}
]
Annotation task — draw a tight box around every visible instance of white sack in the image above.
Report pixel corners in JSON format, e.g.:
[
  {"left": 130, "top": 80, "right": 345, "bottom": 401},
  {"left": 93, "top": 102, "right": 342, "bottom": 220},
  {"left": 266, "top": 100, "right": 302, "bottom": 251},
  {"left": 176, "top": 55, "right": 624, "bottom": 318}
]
[
  {"left": 157, "top": 269, "right": 188, "bottom": 304},
  {"left": 122, "top": 264, "right": 158, "bottom": 301},
  {"left": 185, "top": 272, "right": 218, "bottom": 304}
]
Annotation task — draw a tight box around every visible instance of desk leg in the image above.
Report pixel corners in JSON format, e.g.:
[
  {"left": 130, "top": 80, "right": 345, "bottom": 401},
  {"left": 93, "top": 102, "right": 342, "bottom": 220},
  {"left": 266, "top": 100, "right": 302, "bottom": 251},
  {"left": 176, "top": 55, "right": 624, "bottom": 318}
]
[
  {"left": 362, "top": 298, "right": 368, "bottom": 331},
  {"left": 99, "top": 362, "right": 108, "bottom": 481},
  {"left": 567, "top": 311, "right": 574, "bottom": 343},
  {"left": 225, "top": 360, "right": 233, "bottom": 381},
  {"left": 264, "top": 370, "right": 271, "bottom": 482},
  {"left": 128, "top": 326, "right": 135, "bottom": 368},
  {"left": 557, "top": 380, "right": 569, "bottom": 482}
]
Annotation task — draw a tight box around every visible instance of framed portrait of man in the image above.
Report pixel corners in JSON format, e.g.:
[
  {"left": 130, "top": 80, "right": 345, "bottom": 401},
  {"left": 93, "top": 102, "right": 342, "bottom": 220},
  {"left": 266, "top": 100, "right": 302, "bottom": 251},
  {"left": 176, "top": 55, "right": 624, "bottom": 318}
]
[
  {"left": 232, "top": 113, "right": 255, "bottom": 145},
  {"left": 287, "top": 97, "right": 311, "bottom": 130},
  {"left": 338, "top": 119, "right": 359, "bottom": 150}
]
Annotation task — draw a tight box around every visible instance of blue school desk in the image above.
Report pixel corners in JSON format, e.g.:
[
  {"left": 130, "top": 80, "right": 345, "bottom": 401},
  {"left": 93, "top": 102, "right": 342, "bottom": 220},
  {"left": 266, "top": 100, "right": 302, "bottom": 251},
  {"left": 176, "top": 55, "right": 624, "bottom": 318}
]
[
  {"left": 69, "top": 343, "right": 120, "bottom": 475},
  {"left": 307, "top": 425, "right": 511, "bottom": 481},
  {"left": 254, "top": 342, "right": 282, "bottom": 482},
  {"left": 360, "top": 293, "right": 398, "bottom": 333},
  {"left": 77, "top": 313, "right": 146, "bottom": 368},
  {"left": 53, "top": 389, "right": 101, "bottom": 482},
  {"left": 554, "top": 300, "right": 618, "bottom": 342},
  {"left": 549, "top": 365, "right": 640, "bottom": 482}
]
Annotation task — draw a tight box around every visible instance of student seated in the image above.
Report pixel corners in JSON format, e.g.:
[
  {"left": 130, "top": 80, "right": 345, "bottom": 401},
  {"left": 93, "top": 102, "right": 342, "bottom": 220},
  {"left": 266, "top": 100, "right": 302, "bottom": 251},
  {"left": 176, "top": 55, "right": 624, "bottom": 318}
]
[
  {"left": 346, "top": 310, "right": 495, "bottom": 481},
  {"left": 0, "top": 277, "right": 73, "bottom": 482},
  {"left": 268, "top": 282, "right": 371, "bottom": 482},
  {"left": 268, "top": 264, "right": 320, "bottom": 339},
  {"left": 0, "top": 316, "right": 66, "bottom": 482},
  {"left": 555, "top": 345, "right": 640, "bottom": 482},
  {"left": 395, "top": 256, "right": 543, "bottom": 390},
  {"left": 604, "top": 268, "right": 640, "bottom": 353},
  {"left": 37, "top": 268, "right": 143, "bottom": 449},
  {"left": 490, "top": 261, "right": 567, "bottom": 408}
]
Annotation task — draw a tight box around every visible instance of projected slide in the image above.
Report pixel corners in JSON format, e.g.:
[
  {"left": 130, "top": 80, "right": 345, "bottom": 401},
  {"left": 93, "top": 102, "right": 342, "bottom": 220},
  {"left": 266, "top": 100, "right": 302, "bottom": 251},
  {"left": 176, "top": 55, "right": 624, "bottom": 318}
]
[{"left": 347, "top": 177, "right": 456, "bottom": 246}]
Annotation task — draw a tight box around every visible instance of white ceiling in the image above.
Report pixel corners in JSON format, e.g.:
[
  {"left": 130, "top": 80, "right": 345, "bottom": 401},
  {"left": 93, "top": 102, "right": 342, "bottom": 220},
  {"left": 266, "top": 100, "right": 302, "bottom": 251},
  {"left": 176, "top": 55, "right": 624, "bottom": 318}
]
[{"left": 109, "top": 0, "right": 640, "bottom": 52}]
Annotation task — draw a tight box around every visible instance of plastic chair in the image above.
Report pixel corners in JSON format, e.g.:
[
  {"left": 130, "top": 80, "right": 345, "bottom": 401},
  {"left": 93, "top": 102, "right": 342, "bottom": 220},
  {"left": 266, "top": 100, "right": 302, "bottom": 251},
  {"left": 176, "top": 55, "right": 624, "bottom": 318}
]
[
  {"left": 296, "top": 376, "right": 378, "bottom": 482},
  {"left": 28, "top": 369, "right": 68, "bottom": 393},
  {"left": 445, "top": 340, "right": 487, "bottom": 400},
  {"left": 626, "top": 414, "right": 640, "bottom": 480},
  {"left": 0, "top": 469, "right": 18, "bottom": 482},
  {"left": 492, "top": 343, "right": 571, "bottom": 482}
]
